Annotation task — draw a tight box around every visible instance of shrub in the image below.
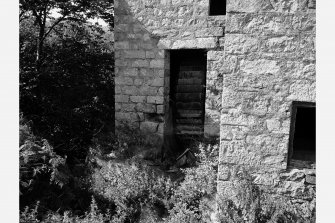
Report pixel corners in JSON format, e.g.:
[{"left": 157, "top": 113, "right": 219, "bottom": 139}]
[
  {"left": 164, "top": 143, "right": 219, "bottom": 223},
  {"left": 20, "top": 116, "right": 94, "bottom": 216},
  {"left": 91, "top": 157, "right": 176, "bottom": 222},
  {"left": 20, "top": 116, "right": 70, "bottom": 209},
  {"left": 20, "top": 198, "right": 112, "bottom": 223},
  {"left": 217, "top": 168, "right": 316, "bottom": 223}
]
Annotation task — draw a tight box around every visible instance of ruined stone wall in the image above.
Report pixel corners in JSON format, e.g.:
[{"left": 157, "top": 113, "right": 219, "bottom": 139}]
[
  {"left": 114, "top": 0, "right": 226, "bottom": 141},
  {"left": 218, "top": 0, "right": 316, "bottom": 206}
]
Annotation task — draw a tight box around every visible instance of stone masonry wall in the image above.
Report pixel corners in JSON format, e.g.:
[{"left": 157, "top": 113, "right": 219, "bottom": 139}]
[
  {"left": 218, "top": 0, "right": 316, "bottom": 208},
  {"left": 114, "top": 0, "right": 226, "bottom": 143}
]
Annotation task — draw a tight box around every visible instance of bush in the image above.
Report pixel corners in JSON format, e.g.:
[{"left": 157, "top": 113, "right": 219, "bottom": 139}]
[
  {"left": 91, "top": 157, "right": 176, "bottom": 222},
  {"left": 20, "top": 116, "right": 95, "bottom": 216},
  {"left": 20, "top": 116, "right": 69, "bottom": 208},
  {"left": 164, "top": 144, "right": 219, "bottom": 223},
  {"left": 20, "top": 198, "right": 112, "bottom": 223},
  {"left": 217, "top": 168, "right": 316, "bottom": 223},
  {"left": 20, "top": 124, "right": 315, "bottom": 223}
]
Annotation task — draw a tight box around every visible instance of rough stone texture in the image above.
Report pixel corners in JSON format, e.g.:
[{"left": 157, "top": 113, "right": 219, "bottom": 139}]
[
  {"left": 115, "top": 0, "right": 225, "bottom": 141},
  {"left": 115, "top": 0, "right": 316, "bottom": 210},
  {"left": 219, "top": 0, "right": 316, "bottom": 209}
]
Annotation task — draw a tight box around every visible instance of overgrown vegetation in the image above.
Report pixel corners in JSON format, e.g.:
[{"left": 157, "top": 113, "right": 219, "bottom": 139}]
[
  {"left": 19, "top": 0, "right": 115, "bottom": 218},
  {"left": 20, "top": 122, "right": 315, "bottom": 222},
  {"left": 20, "top": 0, "right": 114, "bottom": 161},
  {"left": 19, "top": 1, "right": 315, "bottom": 222}
]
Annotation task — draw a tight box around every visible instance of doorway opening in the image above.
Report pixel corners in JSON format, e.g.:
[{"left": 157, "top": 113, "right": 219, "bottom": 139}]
[{"left": 169, "top": 49, "right": 207, "bottom": 151}]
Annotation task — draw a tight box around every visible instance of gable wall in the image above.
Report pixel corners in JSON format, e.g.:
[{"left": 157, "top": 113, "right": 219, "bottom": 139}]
[{"left": 218, "top": 0, "right": 316, "bottom": 203}]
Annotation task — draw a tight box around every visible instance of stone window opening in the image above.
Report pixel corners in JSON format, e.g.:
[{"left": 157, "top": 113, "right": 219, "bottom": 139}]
[
  {"left": 288, "top": 101, "right": 316, "bottom": 167},
  {"left": 169, "top": 49, "right": 207, "bottom": 151},
  {"left": 209, "top": 0, "right": 226, "bottom": 16}
]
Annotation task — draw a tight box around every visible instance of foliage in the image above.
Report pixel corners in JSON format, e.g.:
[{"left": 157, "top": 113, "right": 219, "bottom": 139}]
[
  {"left": 20, "top": 198, "right": 113, "bottom": 223},
  {"left": 20, "top": 1, "right": 114, "bottom": 161},
  {"left": 217, "top": 169, "right": 316, "bottom": 223},
  {"left": 19, "top": 117, "right": 95, "bottom": 216},
  {"left": 91, "top": 158, "right": 176, "bottom": 222},
  {"left": 20, "top": 116, "right": 68, "bottom": 204},
  {"left": 90, "top": 139, "right": 220, "bottom": 223},
  {"left": 20, "top": 129, "right": 316, "bottom": 222},
  {"left": 19, "top": 0, "right": 114, "bottom": 67},
  {"left": 164, "top": 144, "right": 219, "bottom": 223}
]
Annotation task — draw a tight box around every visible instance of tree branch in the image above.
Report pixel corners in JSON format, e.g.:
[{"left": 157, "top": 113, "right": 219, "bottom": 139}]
[
  {"left": 42, "top": 15, "right": 67, "bottom": 42},
  {"left": 32, "top": 9, "right": 43, "bottom": 27}
]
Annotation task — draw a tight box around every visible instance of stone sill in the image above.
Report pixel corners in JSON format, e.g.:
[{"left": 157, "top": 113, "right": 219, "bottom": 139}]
[{"left": 288, "top": 159, "right": 315, "bottom": 170}]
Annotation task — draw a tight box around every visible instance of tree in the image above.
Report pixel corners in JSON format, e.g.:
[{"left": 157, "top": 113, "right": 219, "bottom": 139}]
[
  {"left": 19, "top": 0, "right": 114, "bottom": 69},
  {"left": 20, "top": 0, "right": 114, "bottom": 161}
]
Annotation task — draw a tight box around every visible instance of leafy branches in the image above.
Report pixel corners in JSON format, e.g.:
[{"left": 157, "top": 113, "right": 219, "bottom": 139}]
[{"left": 19, "top": 0, "right": 114, "bottom": 66}]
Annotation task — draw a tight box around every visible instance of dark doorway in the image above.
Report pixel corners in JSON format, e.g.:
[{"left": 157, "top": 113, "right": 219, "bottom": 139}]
[
  {"left": 170, "top": 50, "right": 207, "bottom": 151},
  {"left": 288, "top": 101, "right": 316, "bottom": 163}
]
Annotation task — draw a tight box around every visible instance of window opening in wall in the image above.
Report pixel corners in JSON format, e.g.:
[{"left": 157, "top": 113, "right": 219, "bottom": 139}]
[
  {"left": 209, "top": 0, "right": 226, "bottom": 16},
  {"left": 288, "top": 101, "right": 316, "bottom": 166},
  {"left": 170, "top": 49, "right": 207, "bottom": 151}
]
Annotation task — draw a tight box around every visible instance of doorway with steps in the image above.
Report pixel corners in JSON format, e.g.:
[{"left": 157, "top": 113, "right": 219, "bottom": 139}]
[{"left": 169, "top": 49, "right": 207, "bottom": 151}]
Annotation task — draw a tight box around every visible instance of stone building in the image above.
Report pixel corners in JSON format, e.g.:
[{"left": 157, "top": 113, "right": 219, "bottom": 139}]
[{"left": 115, "top": 0, "right": 315, "bottom": 208}]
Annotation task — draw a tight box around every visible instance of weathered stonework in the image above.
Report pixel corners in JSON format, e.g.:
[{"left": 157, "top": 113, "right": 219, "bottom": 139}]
[
  {"left": 115, "top": 0, "right": 225, "bottom": 143},
  {"left": 218, "top": 0, "right": 316, "bottom": 210},
  {"left": 115, "top": 0, "right": 316, "bottom": 212}
]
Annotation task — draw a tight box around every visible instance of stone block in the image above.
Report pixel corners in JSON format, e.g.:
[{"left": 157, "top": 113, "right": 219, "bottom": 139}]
[
  {"left": 121, "top": 103, "right": 136, "bottom": 112},
  {"left": 157, "top": 105, "right": 165, "bottom": 114},
  {"left": 145, "top": 51, "right": 155, "bottom": 58},
  {"left": 157, "top": 39, "right": 172, "bottom": 49},
  {"left": 222, "top": 55, "right": 237, "bottom": 74},
  {"left": 288, "top": 80, "right": 315, "bottom": 101},
  {"left": 220, "top": 125, "right": 248, "bottom": 141},
  {"left": 117, "top": 68, "right": 138, "bottom": 77},
  {"left": 151, "top": 78, "right": 164, "bottom": 87},
  {"left": 115, "top": 59, "right": 128, "bottom": 67},
  {"left": 242, "top": 59, "right": 280, "bottom": 76},
  {"left": 115, "top": 112, "right": 139, "bottom": 122},
  {"left": 140, "top": 42, "right": 154, "bottom": 50},
  {"left": 124, "top": 50, "right": 146, "bottom": 59},
  {"left": 150, "top": 59, "right": 165, "bottom": 68},
  {"left": 115, "top": 103, "right": 122, "bottom": 111},
  {"left": 130, "top": 96, "right": 146, "bottom": 103},
  {"left": 115, "top": 95, "right": 129, "bottom": 103},
  {"left": 131, "top": 59, "right": 149, "bottom": 68},
  {"left": 171, "top": 39, "right": 198, "bottom": 49},
  {"left": 197, "top": 37, "right": 217, "bottom": 48},
  {"left": 195, "top": 27, "right": 224, "bottom": 37},
  {"left": 226, "top": 0, "right": 283, "bottom": 13},
  {"left": 122, "top": 86, "right": 139, "bottom": 95},
  {"left": 154, "top": 69, "right": 165, "bottom": 78},
  {"left": 135, "top": 103, "right": 156, "bottom": 113},
  {"left": 218, "top": 165, "right": 231, "bottom": 181},
  {"left": 157, "top": 123, "right": 164, "bottom": 134},
  {"left": 115, "top": 77, "right": 133, "bottom": 86},
  {"left": 115, "top": 86, "right": 122, "bottom": 94},
  {"left": 115, "top": 41, "right": 129, "bottom": 50},
  {"left": 147, "top": 96, "right": 164, "bottom": 104},
  {"left": 207, "top": 51, "right": 225, "bottom": 61},
  {"left": 226, "top": 13, "right": 294, "bottom": 35},
  {"left": 134, "top": 78, "right": 144, "bottom": 85},
  {"left": 225, "top": 34, "right": 259, "bottom": 54},
  {"left": 138, "top": 85, "right": 159, "bottom": 96},
  {"left": 266, "top": 119, "right": 281, "bottom": 132}
]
